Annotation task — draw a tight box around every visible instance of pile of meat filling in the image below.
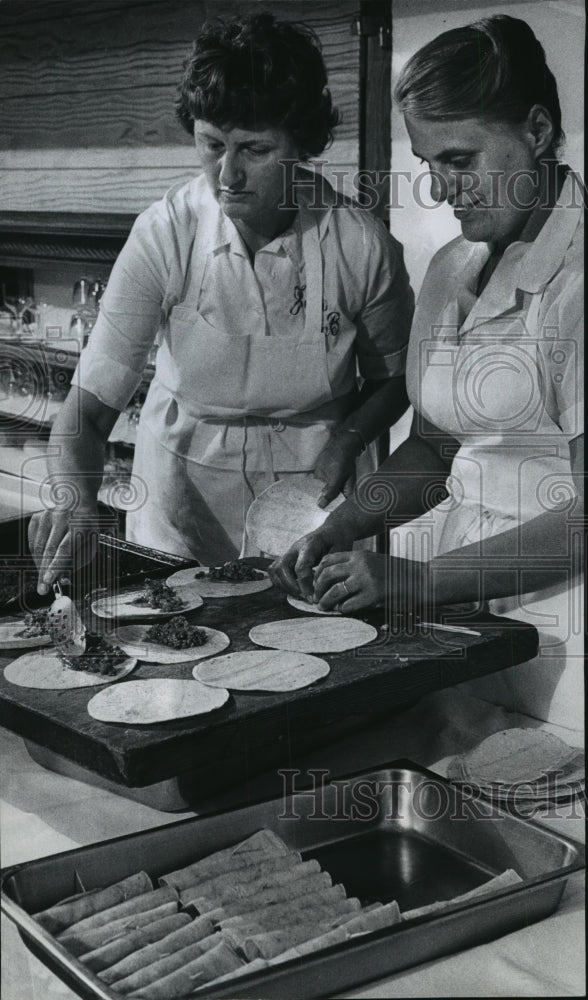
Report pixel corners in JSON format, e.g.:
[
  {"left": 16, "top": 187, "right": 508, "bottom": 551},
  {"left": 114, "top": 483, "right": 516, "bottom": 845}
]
[
  {"left": 145, "top": 617, "right": 208, "bottom": 649},
  {"left": 196, "top": 561, "right": 265, "bottom": 583},
  {"left": 20, "top": 609, "right": 51, "bottom": 638},
  {"left": 131, "top": 579, "right": 185, "bottom": 612},
  {"left": 61, "top": 633, "right": 127, "bottom": 675}
]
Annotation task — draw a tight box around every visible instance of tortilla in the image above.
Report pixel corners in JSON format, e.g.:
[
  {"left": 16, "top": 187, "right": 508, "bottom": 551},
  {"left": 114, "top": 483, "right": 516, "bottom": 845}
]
[
  {"left": 218, "top": 885, "right": 352, "bottom": 930},
  {"left": 184, "top": 862, "right": 327, "bottom": 911},
  {"left": 269, "top": 904, "right": 400, "bottom": 964},
  {"left": 204, "top": 861, "right": 325, "bottom": 907},
  {"left": 332, "top": 900, "right": 401, "bottom": 933},
  {"left": 287, "top": 595, "right": 342, "bottom": 616},
  {"left": 196, "top": 957, "right": 269, "bottom": 990},
  {"left": 159, "top": 830, "right": 291, "bottom": 891},
  {"left": 109, "top": 932, "right": 226, "bottom": 994},
  {"left": 270, "top": 927, "right": 349, "bottom": 963},
  {"left": 34, "top": 872, "right": 154, "bottom": 934},
  {"left": 447, "top": 750, "right": 585, "bottom": 801},
  {"left": 401, "top": 869, "right": 523, "bottom": 921},
  {"left": 227, "top": 906, "right": 363, "bottom": 961},
  {"left": 87, "top": 679, "right": 229, "bottom": 725},
  {"left": 57, "top": 884, "right": 179, "bottom": 937},
  {"left": 91, "top": 583, "right": 204, "bottom": 620},
  {"left": 244, "top": 475, "right": 344, "bottom": 557},
  {"left": 249, "top": 617, "right": 378, "bottom": 653},
  {"left": 122, "top": 939, "right": 243, "bottom": 999},
  {"left": 57, "top": 901, "right": 180, "bottom": 956},
  {"left": 0, "top": 621, "right": 52, "bottom": 649},
  {"left": 193, "top": 649, "right": 330, "bottom": 692},
  {"left": 166, "top": 565, "right": 272, "bottom": 598},
  {"left": 99, "top": 914, "right": 218, "bottom": 985},
  {"left": 458, "top": 729, "right": 578, "bottom": 785},
  {"left": 81, "top": 913, "right": 190, "bottom": 975},
  {"left": 179, "top": 852, "right": 305, "bottom": 908},
  {"left": 114, "top": 624, "right": 230, "bottom": 664},
  {"left": 4, "top": 650, "right": 137, "bottom": 689}
]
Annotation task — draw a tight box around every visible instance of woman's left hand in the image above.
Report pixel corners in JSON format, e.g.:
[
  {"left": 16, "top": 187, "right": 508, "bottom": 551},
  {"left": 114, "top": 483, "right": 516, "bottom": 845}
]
[
  {"left": 313, "top": 551, "right": 429, "bottom": 614},
  {"left": 313, "top": 432, "right": 362, "bottom": 508},
  {"left": 313, "top": 551, "right": 388, "bottom": 611}
]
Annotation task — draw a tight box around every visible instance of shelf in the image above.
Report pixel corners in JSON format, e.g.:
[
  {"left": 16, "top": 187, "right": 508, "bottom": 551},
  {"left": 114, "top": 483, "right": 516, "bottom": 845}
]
[
  {"left": 0, "top": 465, "right": 136, "bottom": 518},
  {"left": 1, "top": 335, "right": 81, "bottom": 369},
  {"left": 0, "top": 394, "right": 143, "bottom": 446},
  {"left": 0, "top": 394, "right": 62, "bottom": 430},
  {"left": 1, "top": 336, "right": 155, "bottom": 378},
  {"left": 0, "top": 211, "right": 136, "bottom": 267}
]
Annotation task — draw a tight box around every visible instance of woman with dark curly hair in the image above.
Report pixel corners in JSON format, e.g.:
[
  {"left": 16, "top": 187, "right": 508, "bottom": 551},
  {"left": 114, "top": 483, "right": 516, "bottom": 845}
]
[
  {"left": 271, "top": 15, "right": 584, "bottom": 737},
  {"left": 29, "top": 11, "right": 413, "bottom": 580}
]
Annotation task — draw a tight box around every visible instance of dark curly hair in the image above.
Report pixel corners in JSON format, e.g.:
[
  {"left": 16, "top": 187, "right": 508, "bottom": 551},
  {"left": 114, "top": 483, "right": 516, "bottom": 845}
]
[
  {"left": 394, "top": 15, "right": 563, "bottom": 152},
  {"left": 175, "top": 11, "right": 339, "bottom": 158}
]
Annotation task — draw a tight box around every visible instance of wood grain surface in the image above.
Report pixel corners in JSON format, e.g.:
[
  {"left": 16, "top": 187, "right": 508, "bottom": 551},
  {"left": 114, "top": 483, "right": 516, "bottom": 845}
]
[{"left": 1, "top": 0, "right": 359, "bottom": 213}]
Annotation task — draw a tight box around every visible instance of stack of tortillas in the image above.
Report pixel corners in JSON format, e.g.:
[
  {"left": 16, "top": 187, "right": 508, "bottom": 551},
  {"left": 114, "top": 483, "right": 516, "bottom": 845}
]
[{"left": 447, "top": 728, "right": 584, "bottom": 810}]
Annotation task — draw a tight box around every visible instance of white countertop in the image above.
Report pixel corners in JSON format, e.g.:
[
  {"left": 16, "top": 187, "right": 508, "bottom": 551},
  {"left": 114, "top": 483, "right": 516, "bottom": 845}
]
[{"left": 1, "top": 689, "right": 585, "bottom": 999}]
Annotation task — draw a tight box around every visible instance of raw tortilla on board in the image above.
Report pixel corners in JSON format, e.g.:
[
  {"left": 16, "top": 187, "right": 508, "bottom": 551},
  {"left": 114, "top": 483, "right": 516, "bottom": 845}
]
[
  {"left": 194, "top": 649, "right": 330, "bottom": 692},
  {"left": 87, "top": 678, "right": 229, "bottom": 724},
  {"left": 249, "top": 617, "right": 378, "bottom": 653},
  {"left": 287, "top": 594, "right": 341, "bottom": 616}
]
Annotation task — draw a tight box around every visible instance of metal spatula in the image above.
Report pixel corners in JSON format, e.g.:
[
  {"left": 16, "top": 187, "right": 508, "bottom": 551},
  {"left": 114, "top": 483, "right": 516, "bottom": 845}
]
[{"left": 47, "top": 581, "right": 86, "bottom": 656}]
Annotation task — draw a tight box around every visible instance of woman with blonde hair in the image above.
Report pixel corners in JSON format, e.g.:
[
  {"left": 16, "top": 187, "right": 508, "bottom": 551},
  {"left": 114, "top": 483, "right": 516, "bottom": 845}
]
[{"left": 271, "top": 15, "right": 584, "bottom": 739}]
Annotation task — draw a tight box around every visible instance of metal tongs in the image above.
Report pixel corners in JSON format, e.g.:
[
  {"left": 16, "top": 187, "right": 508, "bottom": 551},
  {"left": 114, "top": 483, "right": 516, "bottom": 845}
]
[{"left": 46, "top": 581, "right": 86, "bottom": 656}]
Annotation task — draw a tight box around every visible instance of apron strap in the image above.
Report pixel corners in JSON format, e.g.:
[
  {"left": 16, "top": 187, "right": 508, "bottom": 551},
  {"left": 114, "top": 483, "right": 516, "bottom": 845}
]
[
  {"left": 190, "top": 203, "right": 219, "bottom": 312},
  {"left": 300, "top": 212, "right": 324, "bottom": 340},
  {"left": 184, "top": 196, "right": 327, "bottom": 532}
]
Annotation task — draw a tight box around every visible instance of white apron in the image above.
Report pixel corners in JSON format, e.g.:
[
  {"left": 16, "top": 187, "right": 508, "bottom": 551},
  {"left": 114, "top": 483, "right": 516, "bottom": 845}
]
[
  {"left": 126, "top": 200, "right": 377, "bottom": 564},
  {"left": 395, "top": 229, "right": 583, "bottom": 740}
]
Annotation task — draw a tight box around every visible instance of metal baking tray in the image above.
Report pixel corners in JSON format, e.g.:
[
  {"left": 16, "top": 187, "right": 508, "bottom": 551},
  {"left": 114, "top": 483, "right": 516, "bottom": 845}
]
[
  {"left": 1, "top": 761, "right": 584, "bottom": 1000},
  {"left": 0, "top": 517, "right": 193, "bottom": 613}
]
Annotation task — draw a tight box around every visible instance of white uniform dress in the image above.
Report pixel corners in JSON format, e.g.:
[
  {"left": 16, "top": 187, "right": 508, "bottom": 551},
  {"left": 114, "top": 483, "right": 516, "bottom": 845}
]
[
  {"left": 396, "top": 171, "right": 584, "bottom": 738},
  {"left": 73, "top": 172, "right": 413, "bottom": 565}
]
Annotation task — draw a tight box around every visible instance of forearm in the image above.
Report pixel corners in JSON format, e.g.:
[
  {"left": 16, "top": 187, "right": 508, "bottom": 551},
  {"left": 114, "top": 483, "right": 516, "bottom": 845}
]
[
  {"left": 428, "top": 502, "right": 584, "bottom": 607},
  {"left": 337, "top": 376, "right": 409, "bottom": 448},
  {"left": 322, "top": 431, "right": 453, "bottom": 541},
  {"left": 46, "top": 388, "right": 119, "bottom": 511}
]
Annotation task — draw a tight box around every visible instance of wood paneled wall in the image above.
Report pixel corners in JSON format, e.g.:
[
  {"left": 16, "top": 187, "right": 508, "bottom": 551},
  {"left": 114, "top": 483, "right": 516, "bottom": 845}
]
[{"left": 0, "top": 0, "right": 359, "bottom": 214}]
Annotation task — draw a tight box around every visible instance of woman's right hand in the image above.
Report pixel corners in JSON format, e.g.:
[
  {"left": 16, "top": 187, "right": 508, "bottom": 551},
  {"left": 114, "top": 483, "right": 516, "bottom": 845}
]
[
  {"left": 28, "top": 506, "right": 100, "bottom": 595},
  {"left": 268, "top": 521, "right": 357, "bottom": 600}
]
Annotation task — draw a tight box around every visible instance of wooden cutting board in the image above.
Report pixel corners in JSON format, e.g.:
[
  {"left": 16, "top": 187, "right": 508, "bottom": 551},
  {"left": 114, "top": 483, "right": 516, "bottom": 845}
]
[{"left": 0, "top": 587, "right": 539, "bottom": 800}]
